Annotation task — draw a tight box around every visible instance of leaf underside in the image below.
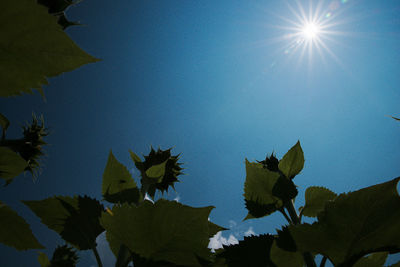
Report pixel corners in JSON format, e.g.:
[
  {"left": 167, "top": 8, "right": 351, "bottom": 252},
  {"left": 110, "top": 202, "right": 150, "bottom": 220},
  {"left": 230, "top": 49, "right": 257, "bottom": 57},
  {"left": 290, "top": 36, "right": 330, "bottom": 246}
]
[
  {"left": 102, "top": 151, "right": 141, "bottom": 204},
  {"left": 23, "top": 195, "right": 104, "bottom": 250},
  {"left": 101, "top": 199, "right": 218, "bottom": 266},
  {"left": 0, "top": 0, "right": 99, "bottom": 97},
  {"left": 0, "top": 201, "right": 44, "bottom": 250},
  {"left": 290, "top": 177, "right": 400, "bottom": 267}
]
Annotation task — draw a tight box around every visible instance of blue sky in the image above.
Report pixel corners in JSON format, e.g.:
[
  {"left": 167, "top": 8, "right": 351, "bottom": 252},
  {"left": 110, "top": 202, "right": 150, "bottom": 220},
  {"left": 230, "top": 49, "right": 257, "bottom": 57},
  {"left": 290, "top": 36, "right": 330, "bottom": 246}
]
[{"left": 1, "top": 0, "right": 400, "bottom": 266}]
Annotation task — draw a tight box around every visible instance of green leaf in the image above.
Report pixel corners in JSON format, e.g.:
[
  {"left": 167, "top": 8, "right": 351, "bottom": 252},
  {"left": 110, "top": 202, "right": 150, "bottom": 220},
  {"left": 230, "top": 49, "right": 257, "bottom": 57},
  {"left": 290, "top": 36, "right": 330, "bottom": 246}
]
[
  {"left": 290, "top": 177, "right": 400, "bottom": 267},
  {"left": 353, "top": 252, "right": 388, "bottom": 267},
  {"left": 145, "top": 159, "right": 168, "bottom": 181},
  {"left": 0, "top": 0, "right": 99, "bottom": 97},
  {"left": 0, "top": 113, "right": 10, "bottom": 133},
  {"left": 129, "top": 150, "right": 142, "bottom": 164},
  {"left": 0, "top": 147, "right": 28, "bottom": 183},
  {"left": 37, "top": 252, "right": 51, "bottom": 267},
  {"left": 215, "top": 234, "right": 276, "bottom": 267},
  {"left": 102, "top": 151, "right": 141, "bottom": 204},
  {"left": 278, "top": 141, "right": 304, "bottom": 179},
  {"left": 270, "top": 241, "right": 303, "bottom": 267},
  {"left": 23, "top": 195, "right": 104, "bottom": 250},
  {"left": 243, "top": 159, "right": 297, "bottom": 219},
  {"left": 0, "top": 201, "right": 44, "bottom": 250},
  {"left": 100, "top": 199, "right": 218, "bottom": 266},
  {"left": 275, "top": 226, "right": 297, "bottom": 252},
  {"left": 208, "top": 221, "right": 227, "bottom": 238},
  {"left": 301, "top": 186, "right": 337, "bottom": 218}
]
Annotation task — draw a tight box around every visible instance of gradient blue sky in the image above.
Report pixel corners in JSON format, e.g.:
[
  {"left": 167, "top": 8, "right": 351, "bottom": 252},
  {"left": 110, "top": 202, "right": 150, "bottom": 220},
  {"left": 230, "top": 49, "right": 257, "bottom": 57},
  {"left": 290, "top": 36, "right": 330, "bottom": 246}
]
[{"left": 1, "top": 0, "right": 400, "bottom": 266}]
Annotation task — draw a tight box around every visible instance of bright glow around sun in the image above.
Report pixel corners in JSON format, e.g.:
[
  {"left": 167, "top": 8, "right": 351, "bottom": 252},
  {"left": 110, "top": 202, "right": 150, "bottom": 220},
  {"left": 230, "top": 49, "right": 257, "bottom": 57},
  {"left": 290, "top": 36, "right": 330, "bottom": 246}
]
[
  {"left": 302, "top": 23, "right": 320, "bottom": 39},
  {"left": 267, "top": 0, "right": 350, "bottom": 67}
]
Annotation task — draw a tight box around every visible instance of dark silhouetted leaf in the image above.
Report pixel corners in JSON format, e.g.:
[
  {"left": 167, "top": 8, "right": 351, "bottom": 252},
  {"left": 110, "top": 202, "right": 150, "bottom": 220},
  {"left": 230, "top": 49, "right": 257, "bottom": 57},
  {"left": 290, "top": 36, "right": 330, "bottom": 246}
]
[
  {"left": 243, "top": 159, "right": 282, "bottom": 219},
  {"left": 301, "top": 186, "right": 337, "bottom": 218},
  {"left": 0, "top": 0, "right": 99, "bottom": 97},
  {"left": 37, "top": 0, "right": 74, "bottom": 14},
  {"left": 244, "top": 200, "right": 277, "bottom": 220},
  {"left": 290, "top": 177, "right": 400, "bottom": 267},
  {"left": 276, "top": 226, "right": 296, "bottom": 252},
  {"left": 278, "top": 141, "right": 304, "bottom": 179},
  {"left": 23, "top": 195, "right": 104, "bottom": 250},
  {"left": 208, "top": 221, "right": 227, "bottom": 238},
  {"left": 216, "top": 234, "right": 276, "bottom": 267},
  {"left": 270, "top": 240, "right": 303, "bottom": 267},
  {"left": 50, "top": 244, "right": 79, "bottom": 267},
  {"left": 259, "top": 153, "right": 280, "bottom": 172},
  {"left": 101, "top": 199, "right": 217, "bottom": 266},
  {"left": 135, "top": 148, "right": 183, "bottom": 197},
  {"left": 102, "top": 151, "right": 141, "bottom": 204},
  {"left": 0, "top": 201, "right": 44, "bottom": 250},
  {"left": 0, "top": 147, "right": 28, "bottom": 184},
  {"left": 353, "top": 252, "right": 388, "bottom": 267},
  {"left": 272, "top": 176, "right": 298, "bottom": 203}
]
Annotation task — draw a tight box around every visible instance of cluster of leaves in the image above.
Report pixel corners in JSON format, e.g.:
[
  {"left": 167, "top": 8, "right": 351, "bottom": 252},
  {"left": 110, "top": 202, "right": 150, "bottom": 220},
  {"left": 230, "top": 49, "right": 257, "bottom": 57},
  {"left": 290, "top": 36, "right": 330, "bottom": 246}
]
[
  {"left": 5, "top": 147, "right": 223, "bottom": 267},
  {"left": 0, "top": 0, "right": 98, "bottom": 184},
  {"left": 213, "top": 141, "right": 400, "bottom": 267}
]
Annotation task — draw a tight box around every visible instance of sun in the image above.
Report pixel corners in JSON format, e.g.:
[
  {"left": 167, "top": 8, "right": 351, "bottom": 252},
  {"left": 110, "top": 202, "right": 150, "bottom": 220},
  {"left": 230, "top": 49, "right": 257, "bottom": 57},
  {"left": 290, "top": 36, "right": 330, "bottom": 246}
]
[
  {"left": 269, "top": 0, "right": 350, "bottom": 66},
  {"left": 302, "top": 22, "right": 320, "bottom": 39}
]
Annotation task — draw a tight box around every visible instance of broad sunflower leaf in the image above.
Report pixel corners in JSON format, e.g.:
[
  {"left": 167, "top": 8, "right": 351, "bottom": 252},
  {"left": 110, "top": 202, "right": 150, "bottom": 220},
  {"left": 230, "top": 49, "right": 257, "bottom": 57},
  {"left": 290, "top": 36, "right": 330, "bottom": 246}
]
[
  {"left": 102, "top": 151, "right": 141, "bottom": 204},
  {"left": 0, "top": 0, "right": 99, "bottom": 97},
  {"left": 244, "top": 159, "right": 297, "bottom": 219},
  {"left": 270, "top": 240, "right": 303, "bottom": 267},
  {"left": 290, "top": 177, "right": 400, "bottom": 267},
  {"left": 301, "top": 186, "right": 337, "bottom": 218},
  {"left": 0, "top": 147, "right": 28, "bottom": 183},
  {"left": 23, "top": 195, "right": 104, "bottom": 250},
  {"left": 215, "top": 234, "right": 276, "bottom": 267},
  {"left": 353, "top": 252, "right": 388, "bottom": 267},
  {"left": 0, "top": 201, "right": 44, "bottom": 250},
  {"left": 278, "top": 141, "right": 304, "bottom": 179},
  {"left": 100, "top": 199, "right": 218, "bottom": 266}
]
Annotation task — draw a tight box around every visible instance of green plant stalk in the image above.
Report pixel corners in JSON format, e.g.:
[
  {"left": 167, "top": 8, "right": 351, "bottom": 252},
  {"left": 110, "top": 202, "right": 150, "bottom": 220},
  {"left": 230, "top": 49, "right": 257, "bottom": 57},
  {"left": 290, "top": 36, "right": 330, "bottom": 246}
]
[
  {"left": 92, "top": 246, "right": 103, "bottom": 267},
  {"left": 285, "top": 200, "right": 317, "bottom": 267},
  {"left": 320, "top": 256, "right": 327, "bottom": 267}
]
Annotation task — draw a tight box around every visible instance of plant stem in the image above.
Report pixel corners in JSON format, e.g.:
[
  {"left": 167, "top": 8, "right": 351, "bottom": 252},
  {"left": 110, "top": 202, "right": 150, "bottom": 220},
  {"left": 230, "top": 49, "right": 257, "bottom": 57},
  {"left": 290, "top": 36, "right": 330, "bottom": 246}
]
[
  {"left": 279, "top": 208, "right": 292, "bottom": 224},
  {"left": 285, "top": 200, "right": 317, "bottom": 267},
  {"left": 92, "top": 246, "right": 103, "bottom": 267},
  {"left": 320, "top": 256, "right": 327, "bottom": 267}
]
